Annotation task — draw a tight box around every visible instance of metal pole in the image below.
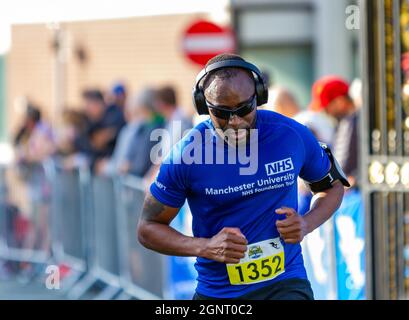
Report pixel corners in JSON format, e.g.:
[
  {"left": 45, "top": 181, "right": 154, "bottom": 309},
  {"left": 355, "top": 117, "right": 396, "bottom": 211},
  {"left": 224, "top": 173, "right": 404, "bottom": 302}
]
[{"left": 359, "top": 0, "right": 373, "bottom": 300}]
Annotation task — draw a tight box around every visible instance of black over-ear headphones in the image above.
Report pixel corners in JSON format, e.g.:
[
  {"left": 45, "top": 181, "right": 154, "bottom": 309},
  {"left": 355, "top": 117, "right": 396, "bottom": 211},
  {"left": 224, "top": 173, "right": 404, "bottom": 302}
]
[{"left": 192, "top": 59, "right": 269, "bottom": 115}]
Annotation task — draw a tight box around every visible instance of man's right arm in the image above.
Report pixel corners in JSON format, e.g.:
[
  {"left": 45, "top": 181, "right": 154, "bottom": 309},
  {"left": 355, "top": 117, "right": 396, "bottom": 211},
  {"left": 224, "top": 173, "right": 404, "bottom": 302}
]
[{"left": 137, "top": 192, "right": 247, "bottom": 264}]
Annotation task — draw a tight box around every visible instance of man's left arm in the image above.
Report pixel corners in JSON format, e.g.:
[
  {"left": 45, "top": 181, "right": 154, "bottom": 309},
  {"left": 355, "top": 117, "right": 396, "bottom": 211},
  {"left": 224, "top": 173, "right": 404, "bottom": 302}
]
[
  {"left": 276, "top": 122, "right": 348, "bottom": 244},
  {"left": 276, "top": 181, "right": 344, "bottom": 244}
]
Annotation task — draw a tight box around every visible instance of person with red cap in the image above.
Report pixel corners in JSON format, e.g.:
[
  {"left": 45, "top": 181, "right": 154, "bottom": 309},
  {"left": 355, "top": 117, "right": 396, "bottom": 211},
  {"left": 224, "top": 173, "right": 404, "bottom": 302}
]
[
  {"left": 309, "top": 76, "right": 356, "bottom": 121},
  {"left": 310, "top": 76, "right": 359, "bottom": 187}
]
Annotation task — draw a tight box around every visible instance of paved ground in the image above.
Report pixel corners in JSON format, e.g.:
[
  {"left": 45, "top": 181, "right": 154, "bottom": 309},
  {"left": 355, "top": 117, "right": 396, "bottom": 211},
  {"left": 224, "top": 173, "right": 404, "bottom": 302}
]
[
  {"left": 0, "top": 277, "right": 65, "bottom": 300},
  {"left": 0, "top": 260, "right": 67, "bottom": 300},
  {"left": 0, "top": 260, "right": 112, "bottom": 300}
]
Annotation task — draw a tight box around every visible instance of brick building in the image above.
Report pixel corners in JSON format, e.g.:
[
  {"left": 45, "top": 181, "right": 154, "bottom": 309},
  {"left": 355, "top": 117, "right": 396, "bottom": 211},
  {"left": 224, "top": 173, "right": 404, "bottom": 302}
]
[{"left": 6, "top": 13, "right": 210, "bottom": 135}]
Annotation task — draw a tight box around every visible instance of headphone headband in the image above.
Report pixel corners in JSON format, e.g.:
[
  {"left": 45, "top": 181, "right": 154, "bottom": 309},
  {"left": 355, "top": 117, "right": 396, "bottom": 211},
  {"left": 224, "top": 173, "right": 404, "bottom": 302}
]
[{"left": 195, "top": 60, "right": 263, "bottom": 88}]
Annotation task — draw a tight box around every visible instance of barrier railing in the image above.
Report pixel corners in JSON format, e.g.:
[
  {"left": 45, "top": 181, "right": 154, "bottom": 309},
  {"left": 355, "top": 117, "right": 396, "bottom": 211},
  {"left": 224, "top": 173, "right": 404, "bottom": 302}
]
[
  {"left": 0, "top": 163, "right": 52, "bottom": 265},
  {"left": 48, "top": 163, "right": 90, "bottom": 293},
  {"left": 0, "top": 157, "right": 363, "bottom": 299},
  {"left": 115, "top": 175, "right": 166, "bottom": 299},
  {"left": 67, "top": 175, "right": 122, "bottom": 300},
  {"left": 47, "top": 160, "right": 168, "bottom": 299},
  {"left": 0, "top": 159, "right": 171, "bottom": 299}
]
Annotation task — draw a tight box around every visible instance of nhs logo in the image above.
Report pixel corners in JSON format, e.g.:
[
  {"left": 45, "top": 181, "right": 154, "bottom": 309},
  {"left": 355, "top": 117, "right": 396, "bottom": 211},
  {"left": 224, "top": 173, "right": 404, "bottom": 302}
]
[{"left": 265, "top": 158, "right": 294, "bottom": 176}]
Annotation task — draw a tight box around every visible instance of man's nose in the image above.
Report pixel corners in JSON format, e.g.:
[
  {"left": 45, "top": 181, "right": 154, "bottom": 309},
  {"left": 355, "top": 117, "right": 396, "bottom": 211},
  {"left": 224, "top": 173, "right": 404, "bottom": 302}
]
[{"left": 228, "top": 114, "right": 243, "bottom": 127}]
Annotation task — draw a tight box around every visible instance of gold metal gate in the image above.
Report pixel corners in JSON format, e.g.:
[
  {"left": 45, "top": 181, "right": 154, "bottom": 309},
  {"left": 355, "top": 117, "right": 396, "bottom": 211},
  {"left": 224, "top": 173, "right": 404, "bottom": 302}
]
[{"left": 361, "top": 0, "right": 409, "bottom": 300}]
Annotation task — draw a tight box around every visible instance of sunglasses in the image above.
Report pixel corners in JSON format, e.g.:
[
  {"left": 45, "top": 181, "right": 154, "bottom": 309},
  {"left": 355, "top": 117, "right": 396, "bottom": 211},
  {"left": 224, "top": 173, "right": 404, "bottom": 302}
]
[{"left": 206, "top": 95, "right": 256, "bottom": 120}]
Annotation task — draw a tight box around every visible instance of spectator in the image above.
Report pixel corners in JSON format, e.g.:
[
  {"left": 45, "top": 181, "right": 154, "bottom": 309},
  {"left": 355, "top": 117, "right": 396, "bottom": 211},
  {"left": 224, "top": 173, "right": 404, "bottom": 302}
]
[
  {"left": 56, "top": 109, "right": 89, "bottom": 169},
  {"left": 77, "top": 89, "right": 125, "bottom": 170},
  {"left": 154, "top": 85, "right": 192, "bottom": 157},
  {"left": 96, "top": 88, "right": 163, "bottom": 177},
  {"left": 305, "top": 76, "right": 358, "bottom": 186},
  {"left": 293, "top": 111, "right": 335, "bottom": 146},
  {"left": 107, "top": 81, "right": 128, "bottom": 112},
  {"left": 14, "top": 104, "right": 55, "bottom": 164},
  {"left": 261, "top": 70, "right": 272, "bottom": 89},
  {"left": 143, "top": 85, "right": 192, "bottom": 186},
  {"left": 13, "top": 103, "right": 54, "bottom": 256},
  {"left": 263, "top": 86, "right": 300, "bottom": 119},
  {"left": 293, "top": 78, "right": 341, "bottom": 146}
]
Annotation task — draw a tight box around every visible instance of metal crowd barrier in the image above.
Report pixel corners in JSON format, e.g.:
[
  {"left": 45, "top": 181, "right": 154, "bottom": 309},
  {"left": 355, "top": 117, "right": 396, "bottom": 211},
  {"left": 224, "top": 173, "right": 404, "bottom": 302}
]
[
  {"left": 67, "top": 174, "right": 122, "bottom": 300},
  {"left": 0, "top": 158, "right": 169, "bottom": 300},
  {"left": 1, "top": 156, "right": 369, "bottom": 300},
  {"left": 48, "top": 163, "right": 90, "bottom": 294},
  {"left": 64, "top": 171, "right": 166, "bottom": 300},
  {"left": 114, "top": 175, "right": 165, "bottom": 299},
  {"left": 0, "top": 163, "right": 52, "bottom": 266},
  {"left": 55, "top": 162, "right": 167, "bottom": 299}
]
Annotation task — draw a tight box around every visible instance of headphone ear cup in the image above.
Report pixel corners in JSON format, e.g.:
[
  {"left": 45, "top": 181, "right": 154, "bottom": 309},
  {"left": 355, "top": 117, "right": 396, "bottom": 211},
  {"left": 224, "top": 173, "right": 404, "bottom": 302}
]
[
  {"left": 255, "top": 80, "right": 268, "bottom": 106},
  {"left": 192, "top": 88, "right": 209, "bottom": 115}
]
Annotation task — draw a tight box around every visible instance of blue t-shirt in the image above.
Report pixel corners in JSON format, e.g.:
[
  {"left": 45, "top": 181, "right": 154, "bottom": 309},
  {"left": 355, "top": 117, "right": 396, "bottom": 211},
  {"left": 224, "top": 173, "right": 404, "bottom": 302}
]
[{"left": 150, "top": 110, "right": 330, "bottom": 298}]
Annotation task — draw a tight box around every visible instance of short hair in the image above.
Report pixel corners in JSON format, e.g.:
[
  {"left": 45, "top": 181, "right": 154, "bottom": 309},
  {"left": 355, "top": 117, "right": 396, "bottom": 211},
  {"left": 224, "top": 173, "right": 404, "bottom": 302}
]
[
  {"left": 200, "top": 53, "right": 254, "bottom": 91},
  {"left": 128, "top": 88, "right": 157, "bottom": 113},
  {"left": 82, "top": 89, "right": 104, "bottom": 102},
  {"left": 156, "top": 86, "right": 177, "bottom": 106},
  {"left": 62, "top": 109, "right": 88, "bottom": 132}
]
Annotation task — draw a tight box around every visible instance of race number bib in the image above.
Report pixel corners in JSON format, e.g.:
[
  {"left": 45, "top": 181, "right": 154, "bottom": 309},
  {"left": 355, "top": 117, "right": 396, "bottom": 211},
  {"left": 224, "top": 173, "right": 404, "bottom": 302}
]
[{"left": 226, "top": 238, "right": 285, "bottom": 285}]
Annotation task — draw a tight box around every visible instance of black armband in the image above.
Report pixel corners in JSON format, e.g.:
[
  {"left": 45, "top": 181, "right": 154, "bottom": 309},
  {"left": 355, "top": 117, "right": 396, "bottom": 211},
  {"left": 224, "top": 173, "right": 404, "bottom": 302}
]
[{"left": 306, "top": 143, "right": 351, "bottom": 193}]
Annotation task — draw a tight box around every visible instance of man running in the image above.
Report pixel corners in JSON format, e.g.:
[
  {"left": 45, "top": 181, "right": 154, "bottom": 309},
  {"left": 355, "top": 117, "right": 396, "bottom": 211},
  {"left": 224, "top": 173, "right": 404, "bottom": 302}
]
[{"left": 137, "top": 53, "right": 348, "bottom": 300}]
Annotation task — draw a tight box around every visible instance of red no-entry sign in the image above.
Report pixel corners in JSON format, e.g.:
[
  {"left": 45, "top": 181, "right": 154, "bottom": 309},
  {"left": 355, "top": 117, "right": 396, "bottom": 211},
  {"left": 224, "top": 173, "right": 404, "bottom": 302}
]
[{"left": 182, "top": 20, "right": 236, "bottom": 67}]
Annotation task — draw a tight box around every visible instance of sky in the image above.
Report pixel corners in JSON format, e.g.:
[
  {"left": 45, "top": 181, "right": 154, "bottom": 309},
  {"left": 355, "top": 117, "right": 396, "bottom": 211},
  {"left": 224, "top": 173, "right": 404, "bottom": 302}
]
[{"left": 0, "top": 0, "right": 229, "bottom": 54}]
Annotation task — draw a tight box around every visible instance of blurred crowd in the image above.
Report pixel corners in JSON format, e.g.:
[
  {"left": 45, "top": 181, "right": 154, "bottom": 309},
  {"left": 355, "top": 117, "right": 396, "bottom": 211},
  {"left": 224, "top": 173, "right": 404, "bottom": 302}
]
[
  {"left": 12, "top": 75, "right": 361, "bottom": 186},
  {"left": 262, "top": 76, "right": 361, "bottom": 216},
  {"left": 264, "top": 76, "right": 361, "bottom": 185},
  {"left": 14, "top": 83, "right": 193, "bottom": 180}
]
